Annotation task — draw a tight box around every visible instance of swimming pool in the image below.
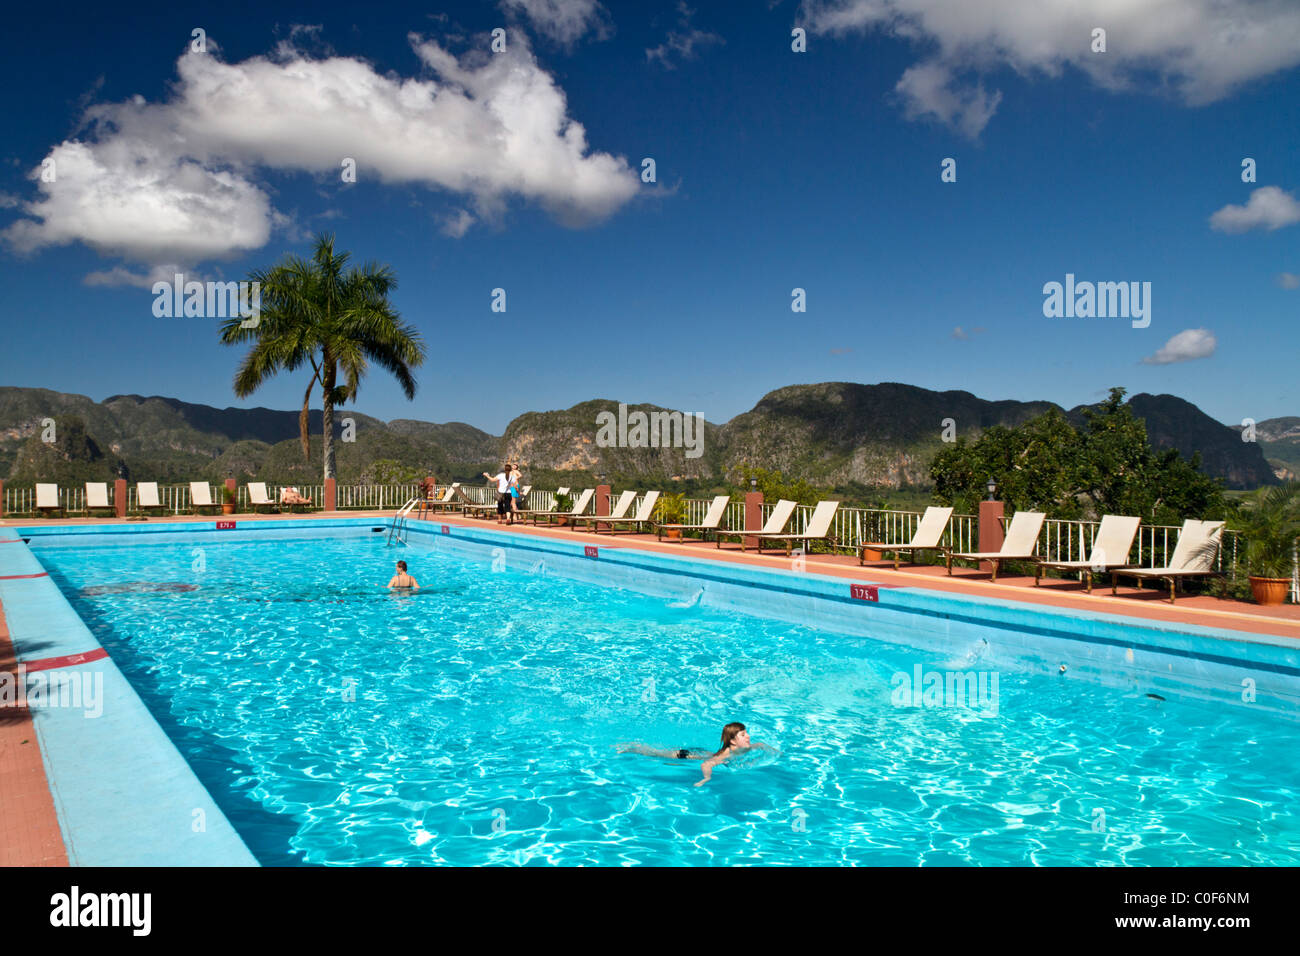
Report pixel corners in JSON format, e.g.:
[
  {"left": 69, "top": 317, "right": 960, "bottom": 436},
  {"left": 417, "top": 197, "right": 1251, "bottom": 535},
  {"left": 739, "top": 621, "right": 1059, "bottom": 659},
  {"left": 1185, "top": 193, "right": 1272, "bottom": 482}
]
[{"left": 26, "top": 524, "right": 1300, "bottom": 866}]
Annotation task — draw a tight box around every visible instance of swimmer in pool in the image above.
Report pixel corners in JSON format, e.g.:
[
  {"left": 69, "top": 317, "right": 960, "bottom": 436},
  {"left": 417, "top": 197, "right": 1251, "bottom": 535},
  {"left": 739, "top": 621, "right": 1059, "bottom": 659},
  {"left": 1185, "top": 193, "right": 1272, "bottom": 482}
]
[
  {"left": 386, "top": 560, "right": 419, "bottom": 590},
  {"left": 618, "top": 722, "right": 776, "bottom": 786}
]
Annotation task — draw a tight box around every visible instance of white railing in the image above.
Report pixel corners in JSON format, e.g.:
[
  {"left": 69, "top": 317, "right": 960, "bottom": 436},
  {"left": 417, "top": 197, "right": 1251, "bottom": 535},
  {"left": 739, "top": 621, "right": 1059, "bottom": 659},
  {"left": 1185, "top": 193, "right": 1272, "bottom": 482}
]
[
  {"left": 1037, "top": 517, "right": 1244, "bottom": 576},
  {"left": 757, "top": 502, "right": 978, "bottom": 554}
]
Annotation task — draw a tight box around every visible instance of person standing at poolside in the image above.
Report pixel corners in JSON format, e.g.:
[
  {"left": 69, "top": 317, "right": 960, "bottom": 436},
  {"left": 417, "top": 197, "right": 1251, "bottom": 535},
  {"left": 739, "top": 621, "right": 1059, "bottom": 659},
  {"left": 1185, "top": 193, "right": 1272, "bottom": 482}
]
[
  {"left": 386, "top": 560, "right": 419, "bottom": 590},
  {"left": 618, "top": 722, "right": 776, "bottom": 786},
  {"left": 507, "top": 464, "right": 524, "bottom": 523},
  {"left": 482, "top": 464, "right": 511, "bottom": 524}
]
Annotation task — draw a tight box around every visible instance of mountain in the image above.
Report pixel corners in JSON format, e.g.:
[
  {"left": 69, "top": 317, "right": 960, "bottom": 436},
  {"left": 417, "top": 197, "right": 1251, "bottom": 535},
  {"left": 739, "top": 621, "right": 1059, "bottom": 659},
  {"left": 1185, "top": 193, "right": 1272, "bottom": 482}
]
[
  {"left": 1234, "top": 416, "right": 1300, "bottom": 480},
  {"left": 716, "top": 382, "right": 1056, "bottom": 486},
  {"left": 0, "top": 384, "right": 1284, "bottom": 490}
]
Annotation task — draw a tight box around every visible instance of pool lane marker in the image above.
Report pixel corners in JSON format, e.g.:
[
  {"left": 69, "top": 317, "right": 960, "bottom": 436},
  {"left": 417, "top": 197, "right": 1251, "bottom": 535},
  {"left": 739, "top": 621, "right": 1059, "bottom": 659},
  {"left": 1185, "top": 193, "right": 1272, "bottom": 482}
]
[{"left": 23, "top": 647, "right": 109, "bottom": 672}]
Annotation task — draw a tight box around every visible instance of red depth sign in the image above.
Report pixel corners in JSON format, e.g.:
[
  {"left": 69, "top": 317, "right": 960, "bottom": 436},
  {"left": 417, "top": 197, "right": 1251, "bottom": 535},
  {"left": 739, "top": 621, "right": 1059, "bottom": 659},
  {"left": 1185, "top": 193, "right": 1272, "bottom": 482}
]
[
  {"left": 584, "top": 546, "right": 599, "bottom": 558},
  {"left": 216, "top": 520, "right": 236, "bottom": 530},
  {"left": 850, "top": 584, "right": 878, "bottom": 602},
  {"left": 441, "top": 525, "right": 450, "bottom": 534}
]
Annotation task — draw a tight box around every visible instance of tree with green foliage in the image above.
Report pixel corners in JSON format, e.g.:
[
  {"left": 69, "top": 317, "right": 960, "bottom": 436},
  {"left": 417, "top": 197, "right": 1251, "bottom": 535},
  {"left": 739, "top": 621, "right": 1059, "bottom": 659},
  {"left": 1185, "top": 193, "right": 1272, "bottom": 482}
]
[
  {"left": 219, "top": 234, "right": 427, "bottom": 482},
  {"left": 730, "top": 464, "right": 821, "bottom": 505},
  {"left": 931, "top": 387, "right": 1228, "bottom": 523}
]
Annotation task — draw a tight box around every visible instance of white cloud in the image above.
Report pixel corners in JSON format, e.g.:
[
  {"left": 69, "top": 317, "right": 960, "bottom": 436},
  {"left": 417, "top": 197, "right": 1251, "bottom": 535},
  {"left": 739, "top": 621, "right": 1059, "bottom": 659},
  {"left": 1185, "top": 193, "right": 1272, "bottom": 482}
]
[
  {"left": 647, "top": 3, "right": 724, "bottom": 68},
  {"left": 896, "top": 62, "right": 1001, "bottom": 141},
  {"left": 440, "top": 209, "right": 476, "bottom": 238},
  {"left": 799, "top": 0, "right": 1300, "bottom": 138},
  {"left": 502, "top": 0, "right": 612, "bottom": 46},
  {"left": 1209, "top": 186, "right": 1300, "bottom": 233},
  {"left": 1278, "top": 272, "right": 1300, "bottom": 289},
  {"left": 3, "top": 32, "right": 638, "bottom": 269},
  {"left": 1141, "top": 328, "right": 1217, "bottom": 365},
  {"left": 83, "top": 263, "right": 191, "bottom": 289}
]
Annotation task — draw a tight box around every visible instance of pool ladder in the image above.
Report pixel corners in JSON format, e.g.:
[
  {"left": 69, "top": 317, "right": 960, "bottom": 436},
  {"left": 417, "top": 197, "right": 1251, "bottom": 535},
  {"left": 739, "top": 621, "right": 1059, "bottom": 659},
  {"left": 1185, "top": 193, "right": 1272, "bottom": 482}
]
[{"left": 388, "top": 497, "right": 419, "bottom": 547}]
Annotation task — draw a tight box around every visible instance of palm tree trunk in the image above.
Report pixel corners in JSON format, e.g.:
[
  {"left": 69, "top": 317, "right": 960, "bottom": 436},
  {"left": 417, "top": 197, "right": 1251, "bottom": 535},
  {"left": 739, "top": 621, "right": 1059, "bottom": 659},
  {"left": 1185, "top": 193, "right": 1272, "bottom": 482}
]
[
  {"left": 299, "top": 378, "right": 313, "bottom": 462},
  {"left": 322, "top": 358, "right": 337, "bottom": 481}
]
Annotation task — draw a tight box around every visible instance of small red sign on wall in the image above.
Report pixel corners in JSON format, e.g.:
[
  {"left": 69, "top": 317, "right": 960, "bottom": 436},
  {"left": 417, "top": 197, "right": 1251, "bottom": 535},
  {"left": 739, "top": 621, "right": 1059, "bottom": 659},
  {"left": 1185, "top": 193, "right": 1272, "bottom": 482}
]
[
  {"left": 850, "top": 584, "right": 878, "bottom": 602},
  {"left": 584, "top": 546, "right": 598, "bottom": 558},
  {"left": 216, "top": 520, "right": 236, "bottom": 530},
  {"left": 441, "top": 525, "right": 450, "bottom": 535}
]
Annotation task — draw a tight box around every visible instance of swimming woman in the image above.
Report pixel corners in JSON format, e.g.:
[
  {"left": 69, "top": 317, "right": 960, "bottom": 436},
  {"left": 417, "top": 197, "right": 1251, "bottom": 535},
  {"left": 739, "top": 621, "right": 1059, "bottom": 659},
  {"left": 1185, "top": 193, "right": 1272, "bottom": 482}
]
[
  {"left": 386, "top": 560, "right": 419, "bottom": 590},
  {"left": 619, "top": 722, "right": 776, "bottom": 786}
]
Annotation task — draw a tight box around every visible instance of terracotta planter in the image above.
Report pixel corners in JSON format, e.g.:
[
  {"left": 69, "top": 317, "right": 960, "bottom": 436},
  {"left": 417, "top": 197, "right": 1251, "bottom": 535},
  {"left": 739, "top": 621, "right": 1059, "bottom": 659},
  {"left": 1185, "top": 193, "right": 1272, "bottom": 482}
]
[
  {"left": 1249, "top": 576, "right": 1290, "bottom": 606},
  {"left": 221, "top": 502, "right": 236, "bottom": 515},
  {"left": 666, "top": 528, "right": 682, "bottom": 540},
  {"left": 556, "top": 517, "right": 569, "bottom": 527},
  {"left": 860, "top": 547, "right": 883, "bottom": 562}
]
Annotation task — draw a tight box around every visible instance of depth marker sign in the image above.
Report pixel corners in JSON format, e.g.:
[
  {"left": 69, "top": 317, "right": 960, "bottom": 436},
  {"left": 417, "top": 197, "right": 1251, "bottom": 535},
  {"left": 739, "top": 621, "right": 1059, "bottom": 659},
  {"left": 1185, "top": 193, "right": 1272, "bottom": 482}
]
[{"left": 850, "top": 584, "right": 879, "bottom": 602}]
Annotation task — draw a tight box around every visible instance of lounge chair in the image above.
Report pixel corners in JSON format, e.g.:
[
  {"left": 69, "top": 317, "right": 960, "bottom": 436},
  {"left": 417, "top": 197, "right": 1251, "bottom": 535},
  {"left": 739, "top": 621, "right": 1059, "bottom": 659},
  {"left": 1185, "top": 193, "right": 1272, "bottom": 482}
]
[
  {"left": 190, "top": 482, "right": 219, "bottom": 516},
  {"left": 860, "top": 506, "right": 953, "bottom": 568},
  {"left": 247, "top": 482, "right": 276, "bottom": 514},
  {"left": 513, "top": 487, "right": 569, "bottom": 522},
  {"left": 1110, "top": 520, "right": 1225, "bottom": 603},
  {"left": 84, "top": 482, "right": 114, "bottom": 517},
  {"left": 280, "top": 486, "right": 313, "bottom": 513},
  {"left": 421, "top": 482, "right": 464, "bottom": 515},
  {"left": 947, "top": 510, "right": 1046, "bottom": 581},
  {"left": 655, "top": 494, "right": 730, "bottom": 542},
  {"left": 536, "top": 488, "right": 594, "bottom": 526},
  {"left": 136, "top": 482, "right": 166, "bottom": 517},
  {"left": 460, "top": 483, "right": 506, "bottom": 520},
  {"left": 572, "top": 490, "right": 638, "bottom": 532},
  {"left": 1034, "top": 514, "right": 1141, "bottom": 593},
  {"left": 35, "top": 483, "right": 61, "bottom": 518},
  {"left": 715, "top": 499, "right": 798, "bottom": 551},
  {"left": 752, "top": 500, "right": 840, "bottom": 555},
  {"left": 591, "top": 491, "right": 661, "bottom": 535}
]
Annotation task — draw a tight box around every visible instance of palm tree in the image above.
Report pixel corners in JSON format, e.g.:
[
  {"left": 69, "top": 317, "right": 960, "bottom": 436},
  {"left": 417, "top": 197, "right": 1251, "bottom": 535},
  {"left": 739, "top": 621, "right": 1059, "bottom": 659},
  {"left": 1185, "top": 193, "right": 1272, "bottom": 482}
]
[{"left": 219, "top": 234, "right": 427, "bottom": 482}]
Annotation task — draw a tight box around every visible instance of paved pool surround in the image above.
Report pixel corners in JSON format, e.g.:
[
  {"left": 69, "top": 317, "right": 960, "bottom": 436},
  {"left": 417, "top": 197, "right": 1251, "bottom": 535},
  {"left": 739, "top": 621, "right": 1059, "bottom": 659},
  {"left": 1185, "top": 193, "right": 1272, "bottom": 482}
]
[{"left": 6, "top": 515, "right": 1300, "bottom": 865}]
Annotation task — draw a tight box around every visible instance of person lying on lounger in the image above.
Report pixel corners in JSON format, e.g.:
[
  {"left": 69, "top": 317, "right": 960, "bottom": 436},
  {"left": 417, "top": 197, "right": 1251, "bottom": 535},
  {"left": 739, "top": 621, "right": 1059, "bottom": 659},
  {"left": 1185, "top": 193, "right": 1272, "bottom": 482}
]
[
  {"left": 386, "top": 560, "right": 419, "bottom": 590},
  {"left": 618, "top": 722, "right": 776, "bottom": 786}
]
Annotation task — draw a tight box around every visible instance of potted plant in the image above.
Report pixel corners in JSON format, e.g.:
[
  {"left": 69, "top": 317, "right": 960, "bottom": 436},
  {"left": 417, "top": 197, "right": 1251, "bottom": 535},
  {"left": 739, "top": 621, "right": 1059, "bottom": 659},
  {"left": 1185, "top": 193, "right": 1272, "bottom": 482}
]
[
  {"left": 554, "top": 491, "right": 574, "bottom": 526},
  {"left": 221, "top": 485, "right": 236, "bottom": 515},
  {"left": 654, "top": 492, "right": 688, "bottom": 539},
  {"left": 1231, "top": 483, "right": 1299, "bottom": 606}
]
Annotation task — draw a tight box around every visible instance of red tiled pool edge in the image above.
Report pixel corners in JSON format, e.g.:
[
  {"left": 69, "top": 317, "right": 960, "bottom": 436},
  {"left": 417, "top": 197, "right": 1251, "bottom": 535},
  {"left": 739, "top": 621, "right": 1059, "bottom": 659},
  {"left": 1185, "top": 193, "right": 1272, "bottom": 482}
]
[{"left": 0, "top": 597, "right": 70, "bottom": 866}]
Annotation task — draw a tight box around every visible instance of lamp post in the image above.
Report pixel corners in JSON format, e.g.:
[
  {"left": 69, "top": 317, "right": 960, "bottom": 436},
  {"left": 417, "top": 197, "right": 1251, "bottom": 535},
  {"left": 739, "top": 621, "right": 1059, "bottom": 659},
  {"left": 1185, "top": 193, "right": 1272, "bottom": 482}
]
[{"left": 986, "top": 477, "right": 998, "bottom": 501}]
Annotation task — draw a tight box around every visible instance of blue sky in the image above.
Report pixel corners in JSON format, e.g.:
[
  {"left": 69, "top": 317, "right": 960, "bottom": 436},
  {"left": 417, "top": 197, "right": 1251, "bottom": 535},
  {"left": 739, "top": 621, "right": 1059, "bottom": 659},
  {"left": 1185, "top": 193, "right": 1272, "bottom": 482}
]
[{"left": 1, "top": 0, "right": 1297, "bottom": 434}]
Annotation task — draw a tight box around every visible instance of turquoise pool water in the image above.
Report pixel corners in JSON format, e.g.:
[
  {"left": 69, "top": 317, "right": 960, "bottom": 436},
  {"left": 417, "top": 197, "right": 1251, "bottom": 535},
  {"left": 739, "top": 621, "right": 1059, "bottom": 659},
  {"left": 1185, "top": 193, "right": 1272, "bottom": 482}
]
[{"left": 34, "top": 531, "right": 1300, "bottom": 866}]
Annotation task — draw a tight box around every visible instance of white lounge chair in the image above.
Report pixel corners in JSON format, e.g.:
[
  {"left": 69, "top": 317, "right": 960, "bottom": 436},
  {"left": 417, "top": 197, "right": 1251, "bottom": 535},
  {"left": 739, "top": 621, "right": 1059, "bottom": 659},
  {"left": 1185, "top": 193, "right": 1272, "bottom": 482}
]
[
  {"left": 655, "top": 494, "right": 730, "bottom": 542},
  {"left": 1035, "top": 514, "right": 1141, "bottom": 593},
  {"left": 84, "top": 482, "right": 114, "bottom": 517},
  {"left": 247, "top": 482, "right": 275, "bottom": 514},
  {"left": 715, "top": 499, "right": 798, "bottom": 551},
  {"left": 947, "top": 510, "right": 1047, "bottom": 581},
  {"left": 190, "top": 482, "right": 218, "bottom": 515},
  {"left": 861, "top": 506, "right": 954, "bottom": 568},
  {"left": 279, "top": 486, "right": 313, "bottom": 512},
  {"left": 592, "top": 491, "right": 662, "bottom": 535},
  {"left": 751, "top": 500, "right": 840, "bottom": 555},
  {"left": 36, "top": 483, "right": 61, "bottom": 518},
  {"left": 514, "top": 487, "right": 569, "bottom": 522},
  {"left": 1110, "top": 520, "right": 1225, "bottom": 603},
  {"left": 537, "top": 488, "right": 594, "bottom": 526},
  {"left": 573, "top": 490, "right": 638, "bottom": 531},
  {"left": 422, "top": 482, "right": 464, "bottom": 514},
  {"left": 136, "top": 482, "right": 165, "bottom": 517}
]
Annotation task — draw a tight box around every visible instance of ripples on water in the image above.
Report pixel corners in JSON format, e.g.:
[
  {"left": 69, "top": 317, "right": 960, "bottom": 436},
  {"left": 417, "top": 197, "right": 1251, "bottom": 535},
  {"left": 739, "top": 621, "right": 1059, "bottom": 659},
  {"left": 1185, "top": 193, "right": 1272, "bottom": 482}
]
[{"left": 36, "top": 534, "right": 1300, "bottom": 866}]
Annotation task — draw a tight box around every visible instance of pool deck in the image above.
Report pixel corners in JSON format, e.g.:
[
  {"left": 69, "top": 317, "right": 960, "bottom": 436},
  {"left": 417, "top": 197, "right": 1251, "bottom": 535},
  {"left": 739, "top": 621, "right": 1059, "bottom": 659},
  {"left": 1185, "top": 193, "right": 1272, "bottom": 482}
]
[{"left": 1, "top": 507, "right": 1296, "bottom": 866}]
